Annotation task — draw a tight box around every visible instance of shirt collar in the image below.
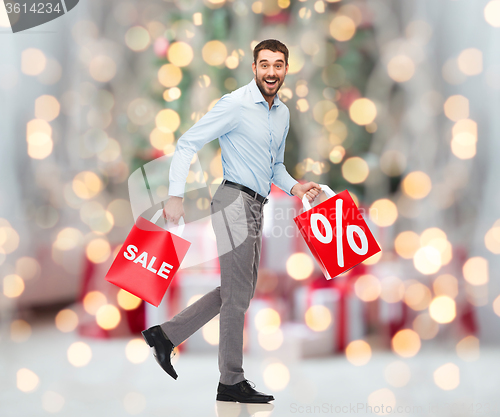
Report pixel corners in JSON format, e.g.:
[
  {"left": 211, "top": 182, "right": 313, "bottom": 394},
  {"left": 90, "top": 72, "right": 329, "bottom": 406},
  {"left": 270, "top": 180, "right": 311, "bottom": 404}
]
[{"left": 249, "top": 78, "right": 281, "bottom": 107}]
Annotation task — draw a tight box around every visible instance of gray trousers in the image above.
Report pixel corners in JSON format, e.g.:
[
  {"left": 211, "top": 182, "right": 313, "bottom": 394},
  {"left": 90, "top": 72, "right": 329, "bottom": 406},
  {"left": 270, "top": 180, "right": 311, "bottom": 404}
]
[{"left": 161, "top": 182, "right": 265, "bottom": 385}]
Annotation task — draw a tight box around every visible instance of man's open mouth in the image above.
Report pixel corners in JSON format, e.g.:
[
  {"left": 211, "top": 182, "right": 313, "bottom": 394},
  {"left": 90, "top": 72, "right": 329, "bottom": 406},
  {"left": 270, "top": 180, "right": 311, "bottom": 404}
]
[{"left": 265, "top": 79, "right": 278, "bottom": 87}]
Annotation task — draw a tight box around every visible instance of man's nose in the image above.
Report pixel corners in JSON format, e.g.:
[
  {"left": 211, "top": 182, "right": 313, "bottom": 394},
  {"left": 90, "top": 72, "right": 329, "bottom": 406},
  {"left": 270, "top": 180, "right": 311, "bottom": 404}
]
[{"left": 268, "top": 66, "right": 276, "bottom": 76}]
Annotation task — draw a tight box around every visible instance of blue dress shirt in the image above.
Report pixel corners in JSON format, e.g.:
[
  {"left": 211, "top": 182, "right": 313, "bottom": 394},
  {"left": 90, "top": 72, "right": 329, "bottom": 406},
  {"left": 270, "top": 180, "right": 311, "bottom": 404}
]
[{"left": 168, "top": 78, "right": 299, "bottom": 198}]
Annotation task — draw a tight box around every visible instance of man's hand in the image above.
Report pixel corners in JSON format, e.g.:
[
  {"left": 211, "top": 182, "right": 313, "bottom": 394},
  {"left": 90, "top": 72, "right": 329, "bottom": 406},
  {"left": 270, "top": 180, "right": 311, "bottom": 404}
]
[
  {"left": 291, "top": 181, "right": 322, "bottom": 203},
  {"left": 163, "top": 196, "right": 184, "bottom": 224}
]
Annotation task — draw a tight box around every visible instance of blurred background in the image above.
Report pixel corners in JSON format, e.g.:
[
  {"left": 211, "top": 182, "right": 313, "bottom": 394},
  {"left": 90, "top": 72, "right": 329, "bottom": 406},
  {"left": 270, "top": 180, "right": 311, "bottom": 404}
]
[{"left": 1, "top": 0, "right": 500, "bottom": 416}]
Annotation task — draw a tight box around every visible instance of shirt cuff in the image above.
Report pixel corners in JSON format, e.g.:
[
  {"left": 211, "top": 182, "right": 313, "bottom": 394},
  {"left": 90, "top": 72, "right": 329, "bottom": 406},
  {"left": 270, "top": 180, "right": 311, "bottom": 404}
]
[
  {"left": 287, "top": 181, "right": 299, "bottom": 197},
  {"left": 282, "top": 179, "right": 299, "bottom": 197},
  {"left": 168, "top": 181, "right": 185, "bottom": 198}
]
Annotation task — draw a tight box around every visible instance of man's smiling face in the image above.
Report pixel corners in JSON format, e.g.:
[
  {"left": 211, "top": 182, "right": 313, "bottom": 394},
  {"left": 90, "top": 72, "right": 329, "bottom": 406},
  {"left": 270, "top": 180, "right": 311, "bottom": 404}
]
[{"left": 252, "top": 49, "right": 289, "bottom": 99}]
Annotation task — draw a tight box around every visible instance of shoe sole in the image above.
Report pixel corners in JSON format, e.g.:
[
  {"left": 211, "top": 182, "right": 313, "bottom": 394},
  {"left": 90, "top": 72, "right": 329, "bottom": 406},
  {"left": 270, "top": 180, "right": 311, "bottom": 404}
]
[
  {"left": 216, "top": 394, "right": 273, "bottom": 403},
  {"left": 142, "top": 329, "right": 178, "bottom": 380}
]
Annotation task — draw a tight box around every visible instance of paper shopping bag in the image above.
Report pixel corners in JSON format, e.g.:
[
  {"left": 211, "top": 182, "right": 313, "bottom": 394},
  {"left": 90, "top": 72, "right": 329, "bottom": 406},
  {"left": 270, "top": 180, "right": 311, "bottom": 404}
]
[
  {"left": 294, "top": 185, "right": 381, "bottom": 280},
  {"left": 105, "top": 209, "right": 191, "bottom": 307}
]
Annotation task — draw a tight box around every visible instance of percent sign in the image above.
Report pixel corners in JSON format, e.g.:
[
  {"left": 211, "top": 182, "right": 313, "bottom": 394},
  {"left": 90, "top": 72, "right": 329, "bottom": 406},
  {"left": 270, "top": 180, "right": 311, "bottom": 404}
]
[{"left": 309, "top": 198, "right": 368, "bottom": 267}]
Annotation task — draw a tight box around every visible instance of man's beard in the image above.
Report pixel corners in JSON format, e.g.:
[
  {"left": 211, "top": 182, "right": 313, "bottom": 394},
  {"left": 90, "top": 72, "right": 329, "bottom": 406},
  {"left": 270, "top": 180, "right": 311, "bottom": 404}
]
[{"left": 255, "top": 69, "right": 285, "bottom": 98}]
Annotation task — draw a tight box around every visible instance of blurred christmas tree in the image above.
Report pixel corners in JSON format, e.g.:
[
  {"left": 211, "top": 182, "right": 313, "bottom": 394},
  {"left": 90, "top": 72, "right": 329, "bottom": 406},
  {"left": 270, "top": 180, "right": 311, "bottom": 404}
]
[{"left": 130, "top": 0, "right": 377, "bottom": 201}]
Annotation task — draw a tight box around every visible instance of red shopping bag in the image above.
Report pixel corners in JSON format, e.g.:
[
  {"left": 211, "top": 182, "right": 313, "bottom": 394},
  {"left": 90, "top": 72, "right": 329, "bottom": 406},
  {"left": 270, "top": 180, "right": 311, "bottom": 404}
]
[
  {"left": 294, "top": 185, "right": 381, "bottom": 280},
  {"left": 105, "top": 209, "right": 191, "bottom": 307}
]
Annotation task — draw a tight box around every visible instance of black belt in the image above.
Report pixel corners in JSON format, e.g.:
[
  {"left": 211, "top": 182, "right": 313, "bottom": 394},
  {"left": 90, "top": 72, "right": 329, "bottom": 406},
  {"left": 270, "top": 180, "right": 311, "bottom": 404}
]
[{"left": 222, "top": 180, "right": 269, "bottom": 204}]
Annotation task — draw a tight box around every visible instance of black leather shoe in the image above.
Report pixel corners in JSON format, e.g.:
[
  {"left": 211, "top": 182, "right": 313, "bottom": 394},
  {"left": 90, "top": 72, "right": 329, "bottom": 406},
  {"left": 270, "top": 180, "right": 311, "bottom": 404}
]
[
  {"left": 141, "top": 325, "right": 177, "bottom": 380},
  {"left": 216, "top": 380, "right": 274, "bottom": 403}
]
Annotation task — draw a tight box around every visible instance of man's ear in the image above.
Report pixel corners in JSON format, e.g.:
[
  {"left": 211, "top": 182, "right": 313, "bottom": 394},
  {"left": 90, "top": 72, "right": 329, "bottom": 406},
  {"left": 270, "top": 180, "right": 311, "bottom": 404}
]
[
  {"left": 252, "top": 62, "right": 256, "bottom": 76},
  {"left": 285, "top": 64, "right": 289, "bottom": 75}
]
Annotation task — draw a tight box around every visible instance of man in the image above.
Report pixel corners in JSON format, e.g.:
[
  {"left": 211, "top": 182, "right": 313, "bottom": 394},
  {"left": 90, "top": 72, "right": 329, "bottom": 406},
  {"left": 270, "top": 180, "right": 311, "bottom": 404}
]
[{"left": 142, "top": 39, "right": 321, "bottom": 403}]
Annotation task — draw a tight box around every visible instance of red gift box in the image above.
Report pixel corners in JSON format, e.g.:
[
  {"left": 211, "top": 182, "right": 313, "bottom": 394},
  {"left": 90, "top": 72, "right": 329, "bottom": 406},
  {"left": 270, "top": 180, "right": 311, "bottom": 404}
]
[
  {"left": 105, "top": 209, "right": 191, "bottom": 307},
  {"left": 304, "top": 271, "right": 365, "bottom": 353},
  {"left": 294, "top": 185, "right": 381, "bottom": 280}
]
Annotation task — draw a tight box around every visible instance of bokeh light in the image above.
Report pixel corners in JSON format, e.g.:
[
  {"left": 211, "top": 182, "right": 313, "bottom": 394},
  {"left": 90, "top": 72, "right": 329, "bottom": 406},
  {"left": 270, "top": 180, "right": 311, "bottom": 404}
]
[
  {"left": 484, "top": 0, "right": 500, "bottom": 27},
  {"left": 35, "top": 95, "right": 60, "bottom": 121},
  {"left": 457, "top": 48, "right": 483, "bottom": 76},
  {"left": 349, "top": 98, "right": 377, "bottom": 125},
  {"left": 395, "top": 231, "right": 420, "bottom": 259},
  {"left": 125, "top": 26, "right": 151, "bottom": 52},
  {"left": 485, "top": 223, "right": 500, "bottom": 254},
  {"left": 413, "top": 246, "right": 442, "bottom": 275},
  {"left": 380, "top": 276, "right": 405, "bottom": 303},
  {"left": 429, "top": 296, "right": 456, "bottom": 324},
  {"left": 387, "top": 55, "right": 415, "bottom": 82},
  {"left": 72, "top": 171, "right": 103, "bottom": 199},
  {"left": 463, "top": 257, "right": 488, "bottom": 285},
  {"left": 158, "top": 64, "right": 182, "bottom": 88},
  {"left": 433, "top": 274, "right": 458, "bottom": 299},
  {"left": 444, "top": 95, "right": 469, "bottom": 121},
  {"left": 41, "top": 391, "right": 65, "bottom": 413},
  {"left": 413, "top": 312, "right": 439, "bottom": 340},
  {"left": 345, "top": 340, "right": 371, "bottom": 366},
  {"left": 21, "top": 48, "right": 46, "bottom": 76},
  {"left": 258, "top": 327, "right": 284, "bottom": 351},
  {"left": 167, "top": 42, "right": 193, "bottom": 67},
  {"left": 86, "top": 238, "right": 111, "bottom": 264},
  {"left": 125, "top": 339, "right": 149, "bottom": 364},
  {"left": 392, "top": 329, "right": 421, "bottom": 358},
  {"left": 15, "top": 257, "right": 40, "bottom": 280},
  {"left": 305, "top": 305, "right": 332, "bottom": 331},
  {"left": 329, "top": 15, "right": 356, "bottom": 42},
  {"left": 367, "top": 388, "right": 396, "bottom": 413},
  {"left": 0, "top": 224, "right": 20, "bottom": 254},
  {"left": 17, "top": 368, "right": 39, "bottom": 392},
  {"left": 127, "top": 98, "right": 155, "bottom": 126},
  {"left": 83, "top": 291, "right": 107, "bottom": 315},
  {"left": 456, "top": 335, "right": 480, "bottom": 362},
  {"left": 405, "top": 282, "right": 432, "bottom": 311},
  {"left": 96, "top": 304, "right": 121, "bottom": 330},
  {"left": 89, "top": 55, "right": 116, "bottom": 83},
  {"left": 55, "top": 309, "right": 79, "bottom": 332},
  {"left": 10, "top": 319, "right": 31, "bottom": 343},
  {"left": 202, "top": 40, "right": 228, "bottom": 66},
  {"left": 451, "top": 132, "right": 476, "bottom": 159},
  {"left": 342, "top": 157, "right": 369, "bottom": 184},
  {"left": 3, "top": 274, "right": 25, "bottom": 298},
  {"left": 354, "top": 274, "right": 381, "bottom": 302},
  {"left": 384, "top": 361, "right": 411, "bottom": 387},
  {"left": 156, "top": 109, "right": 180, "bottom": 133},
  {"left": 53, "top": 228, "right": 83, "bottom": 251},
  {"left": 27, "top": 132, "right": 53, "bottom": 160},
  {"left": 202, "top": 317, "right": 220, "bottom": 345},
  {"left": 286, "top": 252, "right": 314, "bottom": 280},
  {"left": 255, "top": 308, "right": 281, "bottom": 332},
  {"left": 369, "top": 199, "right": 398, "bottom": 227},
  {"left": 263, "top": 362, "right": 290, "bottom": 391},
  {"left": 402, "top": 171, "right": 432, "bottom": 199},
  {"left": 67, "top": 342, "right": 92, "bottom": 367},
  {"left": 433, "top": 363, "right": 460, "bottom": 390},
  {"left": 117, "top": 289, "right": 142, "bottom": 310}
]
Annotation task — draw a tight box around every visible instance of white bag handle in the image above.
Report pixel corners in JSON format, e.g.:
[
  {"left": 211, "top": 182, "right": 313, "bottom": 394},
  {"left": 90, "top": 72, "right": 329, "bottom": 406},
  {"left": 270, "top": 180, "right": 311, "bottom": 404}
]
[
  {"left": 150, "top": 209, "right": 185, "bottom": 237},
  {"left": 302, "top": 184, "right": 336, "bottom": 211}
]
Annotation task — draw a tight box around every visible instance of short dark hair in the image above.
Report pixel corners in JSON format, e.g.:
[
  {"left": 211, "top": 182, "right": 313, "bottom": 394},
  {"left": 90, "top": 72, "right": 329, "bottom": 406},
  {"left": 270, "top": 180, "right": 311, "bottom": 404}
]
[{"left": 253, "top": 39, "right": 289, "bottom": 66}]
